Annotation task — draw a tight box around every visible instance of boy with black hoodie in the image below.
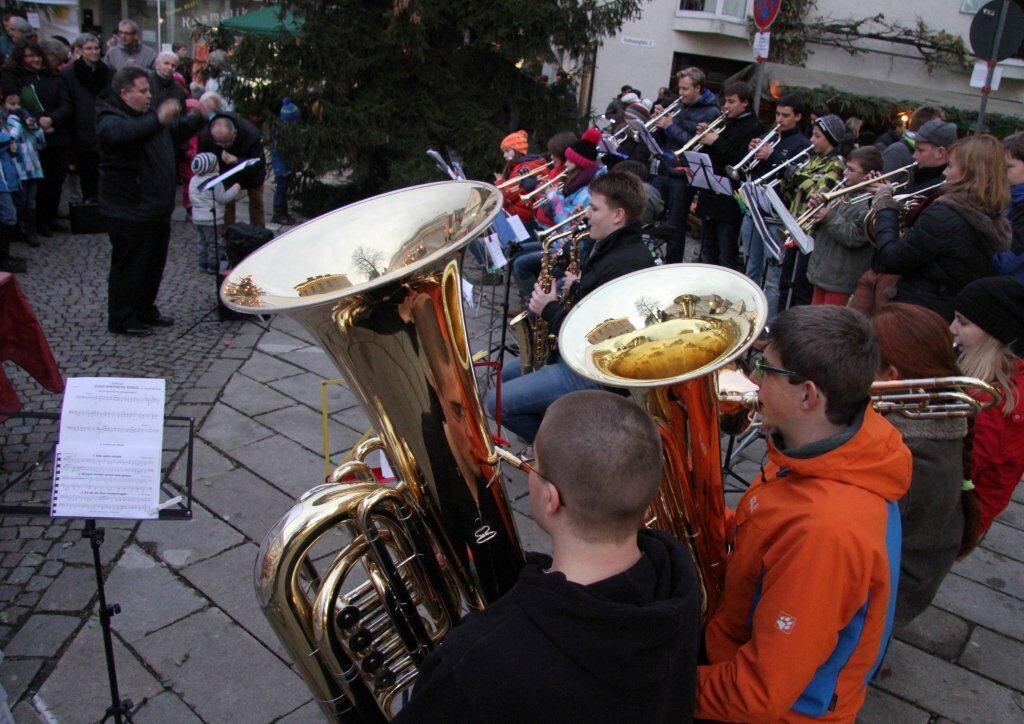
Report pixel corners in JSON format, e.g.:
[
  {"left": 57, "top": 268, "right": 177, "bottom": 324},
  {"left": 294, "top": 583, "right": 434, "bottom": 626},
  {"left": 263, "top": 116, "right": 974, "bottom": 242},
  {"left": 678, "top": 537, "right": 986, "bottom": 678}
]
[{"left": 394, "top": 389, "right": 701, "bottom": 723}]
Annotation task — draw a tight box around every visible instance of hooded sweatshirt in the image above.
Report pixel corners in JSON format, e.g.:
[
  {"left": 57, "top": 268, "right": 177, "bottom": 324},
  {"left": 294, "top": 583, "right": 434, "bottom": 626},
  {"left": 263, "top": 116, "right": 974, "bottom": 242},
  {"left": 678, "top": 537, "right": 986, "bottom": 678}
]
[
  {"left": 698, "top": 406, "right": 912, "bottom": 723},
  {"left": 394, "top": 529, "right": 701, "bottom": 723}
]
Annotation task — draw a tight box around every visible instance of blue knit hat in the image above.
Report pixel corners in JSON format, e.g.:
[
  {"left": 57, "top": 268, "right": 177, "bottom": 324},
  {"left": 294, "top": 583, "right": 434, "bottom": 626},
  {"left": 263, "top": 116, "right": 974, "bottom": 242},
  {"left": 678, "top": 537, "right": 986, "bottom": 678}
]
[{"left": 280, "top": 97, "right": 300, "bottom": 123}]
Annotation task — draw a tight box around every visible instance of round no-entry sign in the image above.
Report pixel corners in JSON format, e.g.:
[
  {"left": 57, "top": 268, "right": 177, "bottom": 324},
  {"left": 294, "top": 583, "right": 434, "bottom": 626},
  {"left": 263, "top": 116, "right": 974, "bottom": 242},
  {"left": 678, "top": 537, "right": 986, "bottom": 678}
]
[{"left": 754, "top": 0, "right": 783, "bottom": 32}]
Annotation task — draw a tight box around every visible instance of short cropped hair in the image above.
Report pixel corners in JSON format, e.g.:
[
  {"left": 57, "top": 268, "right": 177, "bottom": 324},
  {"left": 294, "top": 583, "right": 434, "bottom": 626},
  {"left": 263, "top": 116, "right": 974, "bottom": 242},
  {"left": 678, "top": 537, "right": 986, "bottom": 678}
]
[
  {"left": 909, "top": 105, "right": 945, "bottom": 132},
  {"left": 535, "top": 390, "right": 662, "bottom": 542},
  {"left": 767, "top": 306, "right": 878, "bottom": 426},
  {"left": 675, "top": 67, "right": 706, "bottom": 90},
  {"left": 614, "top": 159, "right": 649, "bottom": 182},
  {"left": 112, "top": 66, "right": 149, "bottom": 96},
  {"left": 589, "top": 170, "right": 647, "bottom": 224},
  {"left": 776, "top": 93, "right": 805, "bottom": 116},
  {"left": 1004, "top": 131, "right": 1024, "bottom": 163},
  {"left": 848, "top": 146, "right": 883, "bottom": 173},
  {"left": 723, "top": 81, "right": 752, "bottom": 105},
  {"left": 199, "top": 91, "right": 227, "bottom": 112},
  {"left": 73, "top": 33, "right": 99, "bottom": 49}
]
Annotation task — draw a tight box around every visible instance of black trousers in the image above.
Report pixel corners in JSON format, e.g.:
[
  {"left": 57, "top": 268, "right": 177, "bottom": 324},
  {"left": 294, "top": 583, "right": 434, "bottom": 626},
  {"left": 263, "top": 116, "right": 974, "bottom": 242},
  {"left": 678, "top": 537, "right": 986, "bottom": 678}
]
[
  {"left": 778, "top": 247, "right": 813, "bottom": 313},
  {"left": 106, "top": 217, "right": 171, "bottom": 329},
  {"left": 76, "top": 149, "right": 100, "bottom": 202},
  {"left": 38, "top": 145, "right": 69, "bottom": 224}
]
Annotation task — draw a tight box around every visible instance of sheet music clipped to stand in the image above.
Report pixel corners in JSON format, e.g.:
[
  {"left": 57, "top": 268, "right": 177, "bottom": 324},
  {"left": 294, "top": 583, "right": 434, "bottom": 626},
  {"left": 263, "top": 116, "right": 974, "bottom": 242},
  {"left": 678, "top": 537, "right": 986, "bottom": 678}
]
[{"left": 51, "top": 377, "right": 166, "bottom": 520}]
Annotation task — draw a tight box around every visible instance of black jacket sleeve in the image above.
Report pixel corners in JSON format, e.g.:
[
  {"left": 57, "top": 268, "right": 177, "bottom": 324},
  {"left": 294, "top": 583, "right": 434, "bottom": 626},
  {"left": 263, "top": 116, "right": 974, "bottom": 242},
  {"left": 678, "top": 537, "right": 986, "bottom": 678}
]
[
  {"left": 872, "top": 205, "right": 947, "bottom": 275},
  {"left": 97, "top": 110, "right": 163, "bottom": 149},
  {"left": 390, "top": 649, "right": 476, "bottom": 722}
]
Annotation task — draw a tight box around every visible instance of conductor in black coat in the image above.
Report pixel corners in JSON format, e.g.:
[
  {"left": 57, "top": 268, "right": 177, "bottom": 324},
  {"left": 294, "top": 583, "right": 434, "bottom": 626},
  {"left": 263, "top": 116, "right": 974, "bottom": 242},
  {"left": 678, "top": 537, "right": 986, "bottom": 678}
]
[
  {"left": 97, "top": 67, "right": 205, "bottom": 336},
  {"left": 694, "top": 81, "right": 762, "bottom": 270},
  {"left": 394, "top": 390, "right": 701, "bottom": 723}
]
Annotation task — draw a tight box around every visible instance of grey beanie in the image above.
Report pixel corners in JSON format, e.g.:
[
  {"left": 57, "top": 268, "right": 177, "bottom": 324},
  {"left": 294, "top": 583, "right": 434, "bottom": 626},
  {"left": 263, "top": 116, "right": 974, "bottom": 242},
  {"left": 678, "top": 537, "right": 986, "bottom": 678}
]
[
  {"left": 814, "top": 114, "right": 846, "bottom": 148},
  {"left": 191, "top": 152, "right": 218, "bottom": 176}
]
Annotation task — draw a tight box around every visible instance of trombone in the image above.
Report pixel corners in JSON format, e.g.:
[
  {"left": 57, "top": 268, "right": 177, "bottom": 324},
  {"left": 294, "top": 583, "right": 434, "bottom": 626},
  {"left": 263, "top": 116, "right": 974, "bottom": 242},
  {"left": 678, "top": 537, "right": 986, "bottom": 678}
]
[
  {"left": 495, "top": 161, "right": 553, "bottom": 190},
  {"left": 522, "top": 170, "right": 567, "bottom": 204},
  {"left": 726, "top": 124, "right": 781, "bottom": 181},
  {"left": 673, "top": 111, "right": 728, "bottom": 157}
]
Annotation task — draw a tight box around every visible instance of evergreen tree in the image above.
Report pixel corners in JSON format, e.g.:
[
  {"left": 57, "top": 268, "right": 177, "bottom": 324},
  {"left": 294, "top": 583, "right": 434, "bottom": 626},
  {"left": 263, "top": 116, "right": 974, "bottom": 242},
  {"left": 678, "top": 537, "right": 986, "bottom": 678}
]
[{"left": 223, "top": 0, "right": 643, "bottom": 213}]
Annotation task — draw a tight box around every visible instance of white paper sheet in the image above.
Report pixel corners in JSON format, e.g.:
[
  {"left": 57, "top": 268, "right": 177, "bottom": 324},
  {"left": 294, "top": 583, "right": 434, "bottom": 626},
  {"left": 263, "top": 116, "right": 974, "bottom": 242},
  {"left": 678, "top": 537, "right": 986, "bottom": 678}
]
[
  {"left": 52, "top": 378, "right": 166, "bottom": 520},
  {"left": 506, "top": 214, "right": 531, "bottom": 242},
  {"left": 483, "top": 233, "right": 508, "bottom": 269}
]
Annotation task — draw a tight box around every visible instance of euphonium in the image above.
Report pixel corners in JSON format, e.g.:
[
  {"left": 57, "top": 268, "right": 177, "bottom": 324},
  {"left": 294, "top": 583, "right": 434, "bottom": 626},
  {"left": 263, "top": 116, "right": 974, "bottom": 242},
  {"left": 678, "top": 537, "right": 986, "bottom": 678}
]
[
  {"left": 557, "top": 264, "right": 768, "bottom": 617},
  {"left": 221, "top": 181, "right": 525, "bottom": 721}
]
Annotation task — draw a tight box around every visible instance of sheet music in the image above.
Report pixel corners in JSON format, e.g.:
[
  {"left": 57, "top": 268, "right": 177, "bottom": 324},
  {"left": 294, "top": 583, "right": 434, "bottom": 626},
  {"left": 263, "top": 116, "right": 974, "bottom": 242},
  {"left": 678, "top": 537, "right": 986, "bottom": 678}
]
[
  {"left": 52, "top": 378, "right": 166, "bottom": 519},
  {"left": 482, "top": 233, "right": 507, "bottom": 269},
  {"left": 684, "top": 151, "right": 732, "bottom": 195}
]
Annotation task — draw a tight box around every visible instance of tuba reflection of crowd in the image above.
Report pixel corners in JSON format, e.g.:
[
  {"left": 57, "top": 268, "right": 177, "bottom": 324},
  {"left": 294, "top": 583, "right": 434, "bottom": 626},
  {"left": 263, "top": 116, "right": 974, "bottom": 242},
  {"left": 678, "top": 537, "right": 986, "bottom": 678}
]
[{"left": 218, "top": 70, "right": 1024, "bottom": 722}]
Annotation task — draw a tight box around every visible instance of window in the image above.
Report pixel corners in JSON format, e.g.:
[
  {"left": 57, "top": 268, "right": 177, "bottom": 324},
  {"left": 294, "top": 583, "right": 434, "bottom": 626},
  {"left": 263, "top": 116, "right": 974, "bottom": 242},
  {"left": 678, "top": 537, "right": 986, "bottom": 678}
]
[{"left": 678, "top": 0, "right": 747, "bottom": 19}]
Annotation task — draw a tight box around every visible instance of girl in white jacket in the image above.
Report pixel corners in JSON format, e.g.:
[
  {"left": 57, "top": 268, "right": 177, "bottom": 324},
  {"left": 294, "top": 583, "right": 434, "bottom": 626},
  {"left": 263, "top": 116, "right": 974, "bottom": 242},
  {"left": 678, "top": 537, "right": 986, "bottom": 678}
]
[{"left": 188, "top": 152, "right": 240, "bottom": 272}]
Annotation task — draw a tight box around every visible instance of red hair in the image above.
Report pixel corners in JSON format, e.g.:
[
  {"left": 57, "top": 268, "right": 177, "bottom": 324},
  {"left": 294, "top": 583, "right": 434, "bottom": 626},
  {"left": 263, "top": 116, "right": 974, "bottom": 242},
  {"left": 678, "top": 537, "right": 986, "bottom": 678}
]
[{"left": 872, "top": 303, "right": 957, "bottom": 378}]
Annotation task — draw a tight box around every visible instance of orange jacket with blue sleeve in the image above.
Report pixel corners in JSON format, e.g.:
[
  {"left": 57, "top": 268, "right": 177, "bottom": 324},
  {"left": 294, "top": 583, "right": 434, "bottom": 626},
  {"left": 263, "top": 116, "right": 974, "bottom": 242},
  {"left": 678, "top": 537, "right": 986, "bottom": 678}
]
[{"left": 697, "top": 406, "right": 912, "bottom": 722}]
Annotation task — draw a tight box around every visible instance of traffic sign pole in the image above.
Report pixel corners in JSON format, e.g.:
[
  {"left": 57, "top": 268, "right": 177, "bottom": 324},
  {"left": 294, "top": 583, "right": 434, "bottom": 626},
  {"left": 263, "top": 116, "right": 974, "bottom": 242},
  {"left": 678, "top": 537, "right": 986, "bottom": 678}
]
[{"left": 975, "top": 0, "right": 1009, "bottom": 132}]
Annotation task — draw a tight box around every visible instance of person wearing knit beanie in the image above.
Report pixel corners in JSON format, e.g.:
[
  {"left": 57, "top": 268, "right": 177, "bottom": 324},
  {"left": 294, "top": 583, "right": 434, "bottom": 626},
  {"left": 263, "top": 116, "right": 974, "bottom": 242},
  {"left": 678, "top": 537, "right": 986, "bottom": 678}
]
[
  {"left": 565, "top": 137, "right": 598, "bottom": 170},
  {"left": 814, "top": 114, "right": 846, "bottom": 150},
  {"left": 954, "top": 276, "right": 1024, "bottom": 356},
  {"left": 501, "top": 130, "right": 529, "bottom": 158},
  {"left": 280, "top": 97, "right": 301, "bottom": 124},
  {"left": 624, "top": 101, "right": 651, "bottom": 125},
  {"left": 191, "top": 152, "right": 218, "bottom": 176}
]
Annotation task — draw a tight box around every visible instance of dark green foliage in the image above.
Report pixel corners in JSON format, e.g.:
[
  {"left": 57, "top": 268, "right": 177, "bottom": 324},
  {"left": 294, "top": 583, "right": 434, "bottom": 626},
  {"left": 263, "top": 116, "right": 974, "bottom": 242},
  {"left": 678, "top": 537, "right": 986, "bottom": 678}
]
[{"left": 220, "top": 0, "right": 643, "bottom": 214}]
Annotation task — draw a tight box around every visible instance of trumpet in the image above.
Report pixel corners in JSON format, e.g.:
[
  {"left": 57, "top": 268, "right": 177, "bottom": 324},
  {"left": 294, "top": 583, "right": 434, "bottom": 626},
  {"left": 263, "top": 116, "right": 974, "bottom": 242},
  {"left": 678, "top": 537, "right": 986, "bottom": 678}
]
[
  {"left": 611, "top": 98, "right": 684, "bottom": 143},
  {"left": 522, "top": 169, "right": 567, "bottom": 204},
  {"left": 726, "top": 124, "right": 781, "bottom": 180},
  {"left": 495, "top": 161, "right": 553, "bottom": 190},
  {"left": 538, "top": 208, "right": 588, "bottom": 238},
  {"left": 754, "top": 144, "right": 814, "bottom": 185},
  {"left": 673, "top": 111, "right": 728, "bottom": 157},
  {"left": 818, "top": 162, "right": 917, "bottom": 206}
]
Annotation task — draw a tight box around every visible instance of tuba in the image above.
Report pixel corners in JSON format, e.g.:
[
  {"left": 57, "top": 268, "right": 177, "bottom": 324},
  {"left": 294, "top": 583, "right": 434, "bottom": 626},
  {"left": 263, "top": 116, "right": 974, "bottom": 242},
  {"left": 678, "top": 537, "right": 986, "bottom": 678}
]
[
  {"left": 221, "top": 181, "right": 524, "bottom": 721},
  {"left": 557, "top": 264, "right": 767, "bottom": 617}
]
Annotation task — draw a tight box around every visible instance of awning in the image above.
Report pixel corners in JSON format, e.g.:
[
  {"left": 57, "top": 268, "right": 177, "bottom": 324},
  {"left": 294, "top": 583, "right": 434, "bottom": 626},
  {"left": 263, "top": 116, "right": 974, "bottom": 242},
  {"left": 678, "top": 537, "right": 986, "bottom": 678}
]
[
  {"left": 761, "top": 62, "right": 1023, "bottom": 120},
  {"left": 219, "top": 6, "right": 303, "bottom": 39}
]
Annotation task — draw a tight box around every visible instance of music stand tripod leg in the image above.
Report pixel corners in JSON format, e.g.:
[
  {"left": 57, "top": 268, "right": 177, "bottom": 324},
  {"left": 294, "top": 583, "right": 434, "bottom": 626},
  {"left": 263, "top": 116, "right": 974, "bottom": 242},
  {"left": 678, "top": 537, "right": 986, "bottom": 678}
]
[{"left": 83, "top": 520, "right": 133, "bottom": 723}]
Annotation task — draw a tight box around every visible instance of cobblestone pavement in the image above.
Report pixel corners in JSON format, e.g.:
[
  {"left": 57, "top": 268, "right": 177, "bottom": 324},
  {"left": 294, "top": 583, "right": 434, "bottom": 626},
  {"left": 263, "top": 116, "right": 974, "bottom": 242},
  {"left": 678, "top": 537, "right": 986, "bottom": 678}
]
[{"left": 1, "top": 211, "right": 1023, "bottom": 723}]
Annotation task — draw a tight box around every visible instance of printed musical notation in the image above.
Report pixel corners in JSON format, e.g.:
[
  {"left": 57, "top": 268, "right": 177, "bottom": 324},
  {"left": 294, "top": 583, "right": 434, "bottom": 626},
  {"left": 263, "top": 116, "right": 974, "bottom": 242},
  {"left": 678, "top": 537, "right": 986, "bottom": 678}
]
[{"left": 51, "top": 377, "right": 166, "bottom": 520}]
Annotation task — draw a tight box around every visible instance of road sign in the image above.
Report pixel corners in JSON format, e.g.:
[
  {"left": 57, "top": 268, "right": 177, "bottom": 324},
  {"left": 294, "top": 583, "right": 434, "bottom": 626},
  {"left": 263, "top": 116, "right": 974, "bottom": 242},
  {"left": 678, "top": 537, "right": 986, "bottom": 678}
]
[
  {"left": 969, "top": 0, "right": 1024, "bottom": 61},
  {"left": 753, "top": 0, "right": 783, "bottom": 32}
]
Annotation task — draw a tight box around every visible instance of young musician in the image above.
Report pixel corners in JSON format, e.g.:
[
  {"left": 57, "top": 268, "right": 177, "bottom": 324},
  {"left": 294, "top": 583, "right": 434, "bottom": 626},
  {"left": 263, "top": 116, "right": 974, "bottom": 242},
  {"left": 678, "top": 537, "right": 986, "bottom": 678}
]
[
  {"left": 871, "top": 134, "right": 1011, "bottom": 321},
  {"left": 394, "top": 390, "right": 701, "bottom": 722},
  {"left": 881, "top": 105, "right": 944, "bottom": 177},
  {"left": 693, "top": 80, "right": 762, "bottom": 270},
  {"left": 872, "top": 303, "right": 968, "bottom": 624},
  {"left": 805, "top": 146, "right": 884, "bottom": 305},
  {"left": 697, "top": 306, "right": 912, "bottom": 722},
  {"left": 497, "top": 130, "right": 547, "bottom": 225},
  {"left": 952, "top": 277, "right": 1024, "bottom": 552},
  {"left": 653, "top": 66, "right": 720, "bottom": 263},
  {"left": 776, "top": 114, "right": 845, "bottom": 311},
  {"left": 484, "top": 172, "right": 654, "bottom": 444},
  {"left": 993, "top": 131, "right": 1024, "bottom": 280}
]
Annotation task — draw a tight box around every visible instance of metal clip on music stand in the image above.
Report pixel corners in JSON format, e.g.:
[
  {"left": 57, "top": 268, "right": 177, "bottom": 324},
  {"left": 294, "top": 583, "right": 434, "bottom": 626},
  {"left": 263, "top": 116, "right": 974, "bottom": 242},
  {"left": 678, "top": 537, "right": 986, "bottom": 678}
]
[{"left": 0, "top": 411, "right": 196, "bottom": 724}]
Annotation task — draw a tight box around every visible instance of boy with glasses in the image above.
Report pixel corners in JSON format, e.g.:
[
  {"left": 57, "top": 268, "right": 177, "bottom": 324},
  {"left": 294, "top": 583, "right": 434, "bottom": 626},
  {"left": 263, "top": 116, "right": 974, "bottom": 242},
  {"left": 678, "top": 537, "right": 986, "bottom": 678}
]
[
  {"left": 396, "top": 390, "right": 701, "bottom": 723},
  {"left": 697, "top": 305, "right": 911, "bottom": 722}
]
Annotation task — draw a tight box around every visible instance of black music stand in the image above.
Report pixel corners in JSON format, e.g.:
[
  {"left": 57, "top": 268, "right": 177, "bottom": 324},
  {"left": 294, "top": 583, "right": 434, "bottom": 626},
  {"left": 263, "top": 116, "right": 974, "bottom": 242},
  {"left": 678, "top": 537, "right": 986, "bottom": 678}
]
[{"left": 0, "top": 411, "right": 195, "bottom": 724}]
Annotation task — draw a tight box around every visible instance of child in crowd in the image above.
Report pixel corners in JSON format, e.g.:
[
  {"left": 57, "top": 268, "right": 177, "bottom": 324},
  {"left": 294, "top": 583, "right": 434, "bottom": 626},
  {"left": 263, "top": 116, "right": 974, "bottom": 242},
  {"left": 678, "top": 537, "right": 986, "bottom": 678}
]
[
  {"left": 0, "top": 120, "right": 23, "bottom": 272},
  {"left": 270, "top": 97, "right": 299, "bottom": 225},
  {"left": 188, "top": 152, "right": 240, "bottom": 273},
  {"left": 952, "top": 276, "right": 1024, "bottom": 552},
  {"left": 3, "top": 92, "right": 44, "bottom": 248}
]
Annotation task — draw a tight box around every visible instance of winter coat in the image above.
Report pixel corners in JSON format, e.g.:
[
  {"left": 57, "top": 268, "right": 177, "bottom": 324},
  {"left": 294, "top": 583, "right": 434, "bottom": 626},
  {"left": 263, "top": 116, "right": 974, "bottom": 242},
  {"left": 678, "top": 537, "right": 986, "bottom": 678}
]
[
  {"left": 149, "top": 70, "right": 188, "bottom": 113},
  {"left": 882, "top": 137, "right": 913, "bottom": 174},
  {"left": 60, "top": 58, "right": 112, "bottom": 150},
  {"left": 542, "top": 164, "right": 602, "bottom": 225},
  {"left": 1, "top": 66, "right": 73, "bottom": 148},
  {"left": 695, "top": 111, "right": 762, "bottom": 222},
  {"left": 393, "top": 529, "right": 701, "bottom": 723},
  {"left": 197, "top": 112, "right": 266, "bottom": 189},
  {"left": 661, "top": 88, "right": 721, "bottom": 153},
  {"left": 887, "top": 414, "right": 966, "bottom": 624},
  {"left": 5, "top": 113, "right": 44, "bottom": 181},
  {"left": 872, "top": 190, "right": 1012, "bottom": 321},
  {"left": 188, "top": 172, "right": 241, "bottom": 225},
  {"left": 992, "top": 200, "right": 1024, "bottom": 281},
  {"left": 96, "top": 97, "right": 204, "bottom": 221},
  {"left": 971, "top": 361, "right": 1024, "bottom": 535},
  {"left": 540, "top": 221, "right": 655, "bottom": 336},
  {"left": 698, "top": 407, "right": 912, "bottom": 722},
  {"left": 497, "top": 153, "right": 547, "bottom": 225},
  {"left": 806, "top": 196, "right": 873, "bottom": 294},
  {"left": 0, "top": 129, "right": 21, "bottom": 193},
  {"left": 103, "top": 43, "right": 157, "bottom": 71},
  {"left": 751, "top": 126, "right": 810, "bottom": 181},
  {"left": 905, "top": 163, "right": 946, "bottom": 196}
]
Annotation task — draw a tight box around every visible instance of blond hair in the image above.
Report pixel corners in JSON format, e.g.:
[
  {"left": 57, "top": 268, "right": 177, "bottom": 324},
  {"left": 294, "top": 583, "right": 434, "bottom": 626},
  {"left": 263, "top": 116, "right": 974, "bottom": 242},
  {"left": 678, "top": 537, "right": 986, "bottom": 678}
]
[
  {"left": 946, "top": 135, "right": 1011, "bottom": 216},
  {"left": 958, "top": 334, "right": 1020, "bottom": 414}
]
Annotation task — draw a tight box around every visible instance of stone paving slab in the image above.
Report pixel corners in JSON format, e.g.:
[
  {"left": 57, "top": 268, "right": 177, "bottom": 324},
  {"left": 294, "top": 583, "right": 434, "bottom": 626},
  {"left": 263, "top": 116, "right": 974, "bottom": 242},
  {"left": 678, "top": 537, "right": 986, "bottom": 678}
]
[
  {"left": 36, "top": 567, "right": 95, "bottom": 613},
  {"left": 957, "top": 625, "right": 1024, "bottom": 693},
  {"left": 978, "top": 521, "right": 1024, "bottom": 564},
  {"left": 5, "top": 614, "right": 78, "bottom": 657},
  {"left": 894, "top": 605, "right": 972, "bottom": 661},
  {"left": 858, "top": 688, "right": 932, "bottom": 723},
  {"left": 254, "top": 404, "right": 363, "bottom": 458},
  {"left": 132, "top": 691, "right": 203, "bottom": 724},
  {"left": 238, "top": 351, "right": 307, "bottom": 384},
  {"left": 132, "top": 608, "right": 310, "bottom": 723},
  {"left": 951, "top": 546, "right": 1024, "bottom": 600},
  {"left": 197, "top": 403, "right": 276, "bottom": 453},
  {"left": 0, "top": 658, "right": 42, "bottom": 704},
  {"left": 219, "top": 373, "right": 295, "bottom": 418},
  {"left": 269, "top": 371, "right": 361, "bottom": 412},
  {"left": 192, "top": 467, "right": 296, "bottom": 544},
  {"left": 227, "top": 434, "right": 328, "bottom": 499},
  {"left": 134, "top": 501, "right": 245, "bottom": 570},
  {"left": 932, "top": 573, "right": 1024, "bottom": 643}
]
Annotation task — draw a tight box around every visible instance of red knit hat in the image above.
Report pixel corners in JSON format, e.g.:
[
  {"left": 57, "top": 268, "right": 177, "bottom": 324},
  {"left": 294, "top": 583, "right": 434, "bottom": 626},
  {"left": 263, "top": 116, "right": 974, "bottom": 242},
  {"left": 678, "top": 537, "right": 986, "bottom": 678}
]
[
  {"left": 501, "top": 130, "right": 529, "bottom": 156},
  {"left": 565, "top": 137, "right": 598, "bottom": 169},
  {"left": 581, "top": 127, "right": 602, "bottom": 145}
]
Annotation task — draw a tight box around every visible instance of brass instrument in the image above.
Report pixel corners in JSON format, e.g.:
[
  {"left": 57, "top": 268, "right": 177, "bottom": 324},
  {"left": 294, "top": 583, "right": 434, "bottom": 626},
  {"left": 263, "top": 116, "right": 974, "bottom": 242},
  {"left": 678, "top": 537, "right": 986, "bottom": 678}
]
[
  {"left": 673, "top": 111, "right": 728, "bottom": 157},
  {"left": 754, "top": 144, "right": 814, "bottom": 185},
  {"left": 522, "top": 169, "right": 567, "bottom": 204},
  {"left": 537, "top": 208, "right": 588, "bottom": 238},
  {"left": 221, "top": 181, "right": 525, "bottom": 721},
  {"left": 726, "top": 123, "right": 781, "bottom": 181},
  {"left": 719, "top": 376, "right": 1001, "bottom": 419},
  {"left": 864, "top": 181, "right": 945, "bottom": 244},
  {"left": 557, "top": 264, "right": 769, "bottom": 617},
  {"left": 495, "top": 161, "right": 552, "bottom": 190},
  {"left": 610, "top": 97, "right": 684, "bottom": 144}
]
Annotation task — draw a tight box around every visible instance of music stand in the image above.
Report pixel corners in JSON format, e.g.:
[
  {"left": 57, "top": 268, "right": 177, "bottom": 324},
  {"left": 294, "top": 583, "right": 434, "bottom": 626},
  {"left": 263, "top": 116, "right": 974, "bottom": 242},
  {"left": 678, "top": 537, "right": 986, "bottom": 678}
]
[{"left": 0, "top": 410, "right": 195, "bottom": 724}]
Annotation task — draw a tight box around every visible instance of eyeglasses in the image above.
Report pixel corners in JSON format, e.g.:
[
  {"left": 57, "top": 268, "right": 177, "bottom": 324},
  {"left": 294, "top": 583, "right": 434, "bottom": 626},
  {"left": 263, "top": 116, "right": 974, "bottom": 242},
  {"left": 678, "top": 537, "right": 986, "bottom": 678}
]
[
  {"left": 118, "top": 30, "right": 138, "bottom": 36},
  {"left": 519, "top": 459, "right": 567, "bottom": 507},
  {"left": 753, "top": 357, "right": 805, "bottom": 382}
]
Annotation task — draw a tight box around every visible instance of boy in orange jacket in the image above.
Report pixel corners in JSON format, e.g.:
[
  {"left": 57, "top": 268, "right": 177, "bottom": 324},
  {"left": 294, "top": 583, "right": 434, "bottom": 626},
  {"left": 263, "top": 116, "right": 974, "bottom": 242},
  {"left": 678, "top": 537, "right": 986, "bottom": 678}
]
[{"left": 697, "top": 306, "right": 912, "bottom": 722}]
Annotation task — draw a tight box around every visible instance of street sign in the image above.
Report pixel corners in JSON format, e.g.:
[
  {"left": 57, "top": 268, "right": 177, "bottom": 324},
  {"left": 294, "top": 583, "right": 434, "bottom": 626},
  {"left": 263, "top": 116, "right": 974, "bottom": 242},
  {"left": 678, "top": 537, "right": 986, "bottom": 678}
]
[
  {"left": 969, "top": 0, "right": 1024, "bottom": 61},
  {"left": 753, "top": 0, "right": 783, "bottom": 32}
]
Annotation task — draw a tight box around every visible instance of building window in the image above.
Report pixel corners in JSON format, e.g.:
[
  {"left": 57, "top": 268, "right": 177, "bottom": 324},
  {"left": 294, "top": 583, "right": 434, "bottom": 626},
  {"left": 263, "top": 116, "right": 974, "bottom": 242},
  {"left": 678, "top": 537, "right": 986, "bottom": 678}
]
[
  {"left": 960, "top": 0, "right": 988, "bottom": 13},
  {"left": 678, "top": 0, "right": 747, "bottom": 19}
]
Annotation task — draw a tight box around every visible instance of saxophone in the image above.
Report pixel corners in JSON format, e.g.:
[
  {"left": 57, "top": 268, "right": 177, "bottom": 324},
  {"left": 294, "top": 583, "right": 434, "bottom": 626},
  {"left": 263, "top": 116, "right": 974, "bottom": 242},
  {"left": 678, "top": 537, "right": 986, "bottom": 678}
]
[{"left": 530, "top": 237, "right": 556, "bottom": 370}]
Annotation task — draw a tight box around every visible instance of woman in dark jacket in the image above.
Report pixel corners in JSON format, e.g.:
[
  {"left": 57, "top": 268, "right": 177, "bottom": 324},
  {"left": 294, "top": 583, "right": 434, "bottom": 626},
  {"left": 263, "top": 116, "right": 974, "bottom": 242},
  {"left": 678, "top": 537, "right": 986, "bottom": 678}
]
[
  {"left": 871, "top": 134, "right": 1011, "bottom": 321},
  {"left": 61, "top": 33, "right": 110, "bottom": 202},
  {"left": 2, "top": 43, "right": 73, "bottom": 236}
]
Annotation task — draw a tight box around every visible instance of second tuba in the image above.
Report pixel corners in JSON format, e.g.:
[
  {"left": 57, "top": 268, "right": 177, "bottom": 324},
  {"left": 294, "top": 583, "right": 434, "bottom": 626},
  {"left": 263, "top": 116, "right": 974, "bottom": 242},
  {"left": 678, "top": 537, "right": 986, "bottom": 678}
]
[
  {"left": 557, "top": 264, "right": 767, "bottom": 617},
  {"left": 221, "top": 181, "right": 524, "bottom": 721}
]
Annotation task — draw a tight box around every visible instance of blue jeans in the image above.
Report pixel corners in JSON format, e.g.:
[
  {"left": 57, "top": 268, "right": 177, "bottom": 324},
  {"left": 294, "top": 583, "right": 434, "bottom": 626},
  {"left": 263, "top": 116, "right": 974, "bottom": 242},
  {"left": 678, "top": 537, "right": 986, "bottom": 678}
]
[
  {"left": 741, "top": 214, "right": 783, "bottom": 320},
  {"left": 0, "top": 192, "right": 16, "bottom": 226},
  {"left": 484, "top": 357, "right": 602, "bottom": 443},
  {"left": 511, "top": 241, "right": 543, "bottom": 302}
]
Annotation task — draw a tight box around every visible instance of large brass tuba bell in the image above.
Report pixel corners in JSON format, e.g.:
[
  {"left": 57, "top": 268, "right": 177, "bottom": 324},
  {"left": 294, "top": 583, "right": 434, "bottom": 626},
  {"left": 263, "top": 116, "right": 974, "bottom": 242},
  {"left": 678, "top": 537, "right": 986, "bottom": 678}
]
[
  {"left": 557, "top": 264, "right": 767, "bottom": 617},
  {"left": 221, "top": 181, "right": 524, "bottom": 721}
]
